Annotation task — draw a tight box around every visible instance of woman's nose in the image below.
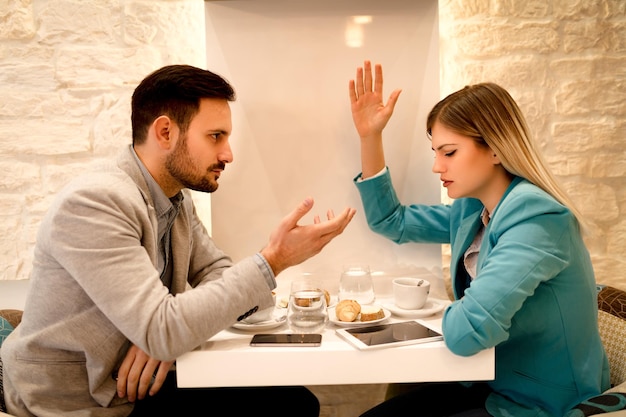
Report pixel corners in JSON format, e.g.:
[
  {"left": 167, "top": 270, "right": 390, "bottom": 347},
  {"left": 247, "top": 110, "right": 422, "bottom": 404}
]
[{"left": 432, "top": 157, "right": 443, "bottom": 173}]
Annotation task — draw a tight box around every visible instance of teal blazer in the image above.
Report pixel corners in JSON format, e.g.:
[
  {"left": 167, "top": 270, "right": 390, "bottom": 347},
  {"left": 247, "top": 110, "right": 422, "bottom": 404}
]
[{"left": 355, "top": 170, "right": 610, "bottom": 417}]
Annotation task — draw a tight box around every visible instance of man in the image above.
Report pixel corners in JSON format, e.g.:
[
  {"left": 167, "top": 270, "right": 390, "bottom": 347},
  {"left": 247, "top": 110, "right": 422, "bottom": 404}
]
[{"left": 2, "top": 65, "right": 356, "bottom": 416}]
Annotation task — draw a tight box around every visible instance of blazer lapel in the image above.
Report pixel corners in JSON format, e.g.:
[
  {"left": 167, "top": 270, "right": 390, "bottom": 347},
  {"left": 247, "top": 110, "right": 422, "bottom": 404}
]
[{"left": 169, "top": 197, "right": 192, "bottom": 295}]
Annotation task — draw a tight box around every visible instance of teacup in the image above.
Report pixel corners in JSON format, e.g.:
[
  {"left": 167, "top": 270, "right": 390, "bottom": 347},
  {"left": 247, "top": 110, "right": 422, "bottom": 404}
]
[
  {"left": 244, "top": 292, "right": 276, "bottom": 324},
  {"left": 392, "top": 278, "right": 430, "bottom": 310}
]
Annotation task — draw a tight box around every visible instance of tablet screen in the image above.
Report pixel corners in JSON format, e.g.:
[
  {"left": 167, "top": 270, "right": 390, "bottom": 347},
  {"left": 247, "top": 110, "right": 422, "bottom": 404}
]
[{"left": 336, "top": 320, "right": 443, "bottom": 350}]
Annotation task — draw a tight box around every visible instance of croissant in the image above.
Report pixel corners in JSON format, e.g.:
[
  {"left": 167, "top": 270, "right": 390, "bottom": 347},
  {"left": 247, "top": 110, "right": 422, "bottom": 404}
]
[{"left": 336, "top": 299, "right": 361, "bottom": 322}]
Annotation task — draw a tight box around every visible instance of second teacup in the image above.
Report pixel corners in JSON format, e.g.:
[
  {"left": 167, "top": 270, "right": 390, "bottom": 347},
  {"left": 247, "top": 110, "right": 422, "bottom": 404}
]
[{"left": 392, "top": 277, "right": 430, "bottom": 310}]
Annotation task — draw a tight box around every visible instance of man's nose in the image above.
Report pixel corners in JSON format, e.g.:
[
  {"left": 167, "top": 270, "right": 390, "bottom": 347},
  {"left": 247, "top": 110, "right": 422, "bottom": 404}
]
[{"left": 219, "top": 141, "right": 233, "bottom": 163}]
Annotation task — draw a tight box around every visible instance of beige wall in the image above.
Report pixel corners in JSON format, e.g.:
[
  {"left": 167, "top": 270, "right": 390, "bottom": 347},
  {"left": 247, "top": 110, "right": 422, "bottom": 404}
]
[
  {"left": 205, "top": 0, "right": 444, "bottom": 296},
  {"left": 0, "top": 1, "right": 624, "bottom": 291}
]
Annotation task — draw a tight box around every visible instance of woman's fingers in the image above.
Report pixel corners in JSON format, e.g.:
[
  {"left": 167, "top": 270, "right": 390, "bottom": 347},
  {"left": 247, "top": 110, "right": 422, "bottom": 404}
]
[{"left": 363, "top": 60, "right": 373, "bottom": 93}]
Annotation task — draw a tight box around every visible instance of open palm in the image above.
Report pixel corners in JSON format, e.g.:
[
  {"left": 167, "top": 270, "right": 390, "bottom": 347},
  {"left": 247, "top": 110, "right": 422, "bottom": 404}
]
[{"left": 348, "top": 61, "right": 401, "bottom": 139}]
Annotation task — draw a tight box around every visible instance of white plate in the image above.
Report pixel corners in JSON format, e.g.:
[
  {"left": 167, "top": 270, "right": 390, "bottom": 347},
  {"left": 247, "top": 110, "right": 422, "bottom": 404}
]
[
  {"left": 231, "top": 310, "right": 287, "bottom": 331},
  {"left": 383, "top": 299, "right": 448, "bottom": 318},
  {"left": 328, "top": 305, "right": 390, "bottom": 327}
]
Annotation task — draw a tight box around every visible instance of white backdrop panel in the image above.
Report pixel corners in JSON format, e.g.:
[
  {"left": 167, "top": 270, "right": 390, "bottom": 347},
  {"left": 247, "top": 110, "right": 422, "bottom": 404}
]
[{"left": 204, "top": 0, "right": 443, "bottom": 284}]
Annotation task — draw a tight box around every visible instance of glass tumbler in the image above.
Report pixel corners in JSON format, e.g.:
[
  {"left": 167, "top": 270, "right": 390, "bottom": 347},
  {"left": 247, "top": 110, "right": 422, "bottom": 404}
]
[
  {"left": 338, "top": 264, "right": 375, "bottom": 305},
  {"left": 287, "top": 279, "right": 328, "bottom": 333}
]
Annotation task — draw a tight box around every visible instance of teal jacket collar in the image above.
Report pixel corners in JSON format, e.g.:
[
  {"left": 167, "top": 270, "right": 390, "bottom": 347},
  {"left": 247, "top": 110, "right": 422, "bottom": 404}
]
[{"left": 450, "top": 176, "right": 523, "bottom": 299}]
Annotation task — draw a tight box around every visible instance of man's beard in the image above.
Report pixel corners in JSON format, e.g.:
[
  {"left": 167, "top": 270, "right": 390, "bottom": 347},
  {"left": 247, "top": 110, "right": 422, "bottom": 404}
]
[{"left": 165, "top": 135, "right": 223, "bottom": 193}]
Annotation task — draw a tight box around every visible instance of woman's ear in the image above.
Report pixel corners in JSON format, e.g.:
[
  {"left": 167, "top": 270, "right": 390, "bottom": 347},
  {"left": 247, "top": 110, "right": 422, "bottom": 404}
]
[{"left": 491, "top": 151, "right": 502, "bottom": 165}]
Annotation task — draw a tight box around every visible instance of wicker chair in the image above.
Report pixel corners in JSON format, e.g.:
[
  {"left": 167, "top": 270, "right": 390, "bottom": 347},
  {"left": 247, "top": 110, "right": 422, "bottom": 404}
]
[{"left": 0, "top": 309, "right": 22, "bottom": 416}]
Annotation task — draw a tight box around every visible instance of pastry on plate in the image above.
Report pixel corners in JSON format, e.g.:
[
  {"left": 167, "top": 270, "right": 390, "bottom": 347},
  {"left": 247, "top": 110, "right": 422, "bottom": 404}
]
[
  {"left": 335, "top": 299, "right": 361, "bottom": 322},
  {"left": 359, "top": 305, "right": 385, "bottom": 322}
]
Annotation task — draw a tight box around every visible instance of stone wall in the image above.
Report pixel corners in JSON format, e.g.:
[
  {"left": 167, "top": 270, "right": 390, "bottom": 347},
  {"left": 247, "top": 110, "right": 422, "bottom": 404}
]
[
  {"left": 0, "top": 0, "right": 209, "bottom": 280},
  {"left": 438, "top": 0, "right": 626, "bottom": 293}
]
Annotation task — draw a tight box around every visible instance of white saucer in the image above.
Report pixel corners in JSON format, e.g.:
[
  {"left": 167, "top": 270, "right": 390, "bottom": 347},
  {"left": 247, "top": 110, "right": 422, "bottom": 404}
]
[
  {"left": 383, "top": 299, "right": 448, "bottom": 318},
  {"left": 232, "top": 310, "right": 287, "bottom": 331},
  {"left": 328, "top": 305, "right": 390, "bottom": 327}
]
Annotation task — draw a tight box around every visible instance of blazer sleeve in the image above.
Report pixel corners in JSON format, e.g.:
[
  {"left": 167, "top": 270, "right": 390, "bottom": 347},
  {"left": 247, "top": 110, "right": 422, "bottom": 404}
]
[{"left": 354, "top": 169, "right": 453, "bottom": 244}]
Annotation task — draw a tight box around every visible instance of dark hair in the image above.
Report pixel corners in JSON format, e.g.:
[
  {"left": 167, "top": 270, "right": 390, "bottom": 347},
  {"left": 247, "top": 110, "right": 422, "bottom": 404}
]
[{"left": 131, "top": 65, "right": 236, "bottom": 145}]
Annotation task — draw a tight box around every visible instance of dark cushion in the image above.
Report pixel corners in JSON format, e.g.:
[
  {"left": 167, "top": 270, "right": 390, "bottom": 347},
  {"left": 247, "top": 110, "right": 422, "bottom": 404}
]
[
  {"left": 566, "top": 286, "right": 626, "bottom": 416},
  {"left": 598, "top": 286, "right": 626, "bottom": 320},
  {"left": 566, "top": 393, "right": 626, "bottom": 416}
]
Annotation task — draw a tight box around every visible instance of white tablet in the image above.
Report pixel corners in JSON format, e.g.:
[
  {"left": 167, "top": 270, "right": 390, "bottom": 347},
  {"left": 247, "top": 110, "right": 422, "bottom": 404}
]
[{"left": 336, "top": 320, "right": 443, "bottom": 350}]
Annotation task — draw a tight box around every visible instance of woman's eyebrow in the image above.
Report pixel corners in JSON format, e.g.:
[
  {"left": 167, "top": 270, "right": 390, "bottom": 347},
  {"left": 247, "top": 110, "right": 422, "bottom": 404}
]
[{"left": 433, "top": 143, "right": 456, "bottom": 151}]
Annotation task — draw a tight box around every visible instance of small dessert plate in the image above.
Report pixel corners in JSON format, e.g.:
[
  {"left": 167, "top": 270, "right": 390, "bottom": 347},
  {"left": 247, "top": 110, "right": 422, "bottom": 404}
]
[
  {"left": 232, "top": 310, "right": 287, "bottom": 331},
  {"left": 383, "top": 299, "right": 448, "bottom": 319}
]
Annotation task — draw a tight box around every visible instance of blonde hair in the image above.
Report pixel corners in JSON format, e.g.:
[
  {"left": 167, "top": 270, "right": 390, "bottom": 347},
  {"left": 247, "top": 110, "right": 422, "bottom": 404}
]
[{"left": 426, "top": 83, "right": 586, "bottom": 232}]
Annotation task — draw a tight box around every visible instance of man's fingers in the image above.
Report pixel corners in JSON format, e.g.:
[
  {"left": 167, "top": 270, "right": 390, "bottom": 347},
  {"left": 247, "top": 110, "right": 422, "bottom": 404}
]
[
  {"left": 148, "top": 361, "right": 172, "bottom": 397},
  {"left": 281, "top": 197, "right": 314, "bottom": 230},
  {"left": 313, "top": 208, "right": 356, "bottom": 251},
  {"left": 316, "top": 207, "right": 356, "bottom": 237},
  {"left": 116, "top": 345, "right": 138, "bottom": 398}
]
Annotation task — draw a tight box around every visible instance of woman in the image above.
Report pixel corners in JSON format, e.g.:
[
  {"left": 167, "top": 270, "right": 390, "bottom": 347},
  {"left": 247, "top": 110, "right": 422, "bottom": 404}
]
[{"left": 349, "top": 61, "right": 609, "bottom": 417}]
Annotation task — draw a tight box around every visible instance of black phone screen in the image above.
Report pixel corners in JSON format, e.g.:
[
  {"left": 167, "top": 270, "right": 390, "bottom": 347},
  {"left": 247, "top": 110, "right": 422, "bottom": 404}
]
[
  {"left": 338, "top": 320, "right": 443, "bottom": 349},
  {"left": 250, "top": 333, "right": 322, "bottom": 347}
]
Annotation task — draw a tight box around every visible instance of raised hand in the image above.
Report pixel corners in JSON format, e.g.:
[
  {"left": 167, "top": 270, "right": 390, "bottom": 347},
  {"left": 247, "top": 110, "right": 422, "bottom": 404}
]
[
  {"left": 260, "top": 197, "right": 356, "bottom": 276},
  {"left": 348, "top": 60, "right": 402, "bottom": 140}
]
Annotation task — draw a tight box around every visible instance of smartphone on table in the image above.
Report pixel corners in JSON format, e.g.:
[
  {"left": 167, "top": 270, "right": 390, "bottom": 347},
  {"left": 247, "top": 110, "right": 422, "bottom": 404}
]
[{"left": 250, "top": 333, "right": 322, "bottom": 347}]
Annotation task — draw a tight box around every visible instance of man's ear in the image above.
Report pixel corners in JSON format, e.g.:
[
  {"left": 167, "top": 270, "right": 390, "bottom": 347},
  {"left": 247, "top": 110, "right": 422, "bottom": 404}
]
[{"left": 154, "top": 115, "right": 173, "bottom": 149}]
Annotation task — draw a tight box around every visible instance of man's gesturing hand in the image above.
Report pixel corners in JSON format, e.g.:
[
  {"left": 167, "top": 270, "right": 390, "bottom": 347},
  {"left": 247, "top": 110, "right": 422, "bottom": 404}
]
[{"left": 261, "top": 197, "right": 356, "bottom": 276}]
